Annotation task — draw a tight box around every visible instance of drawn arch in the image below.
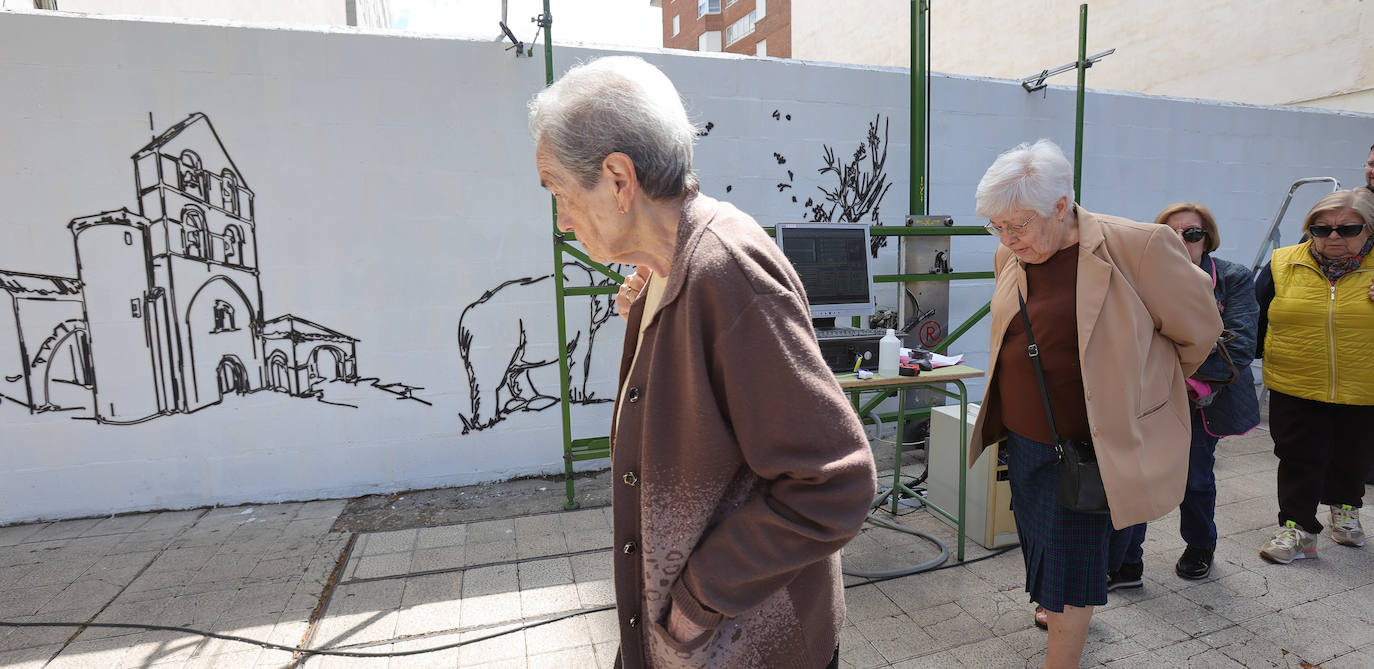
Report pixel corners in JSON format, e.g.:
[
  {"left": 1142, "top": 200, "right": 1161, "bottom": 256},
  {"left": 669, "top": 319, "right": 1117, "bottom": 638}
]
[
  {"left": 267, "top": 350, "right": 290, "bottom": 392},
  {"left": 186, "top": 272, "right": 254, "bottom": 315},
  {"left": 307, "top": 345, "right": 349, "bottom": 382},
  {"left": 216, "top": 355, "right": 250, "bottom": 396},
  {"left": 184, "top": 275, "right": 259, "bottom": 409},
  {"left": 33, "top": 320, "right": 94, "bottom": 412}
]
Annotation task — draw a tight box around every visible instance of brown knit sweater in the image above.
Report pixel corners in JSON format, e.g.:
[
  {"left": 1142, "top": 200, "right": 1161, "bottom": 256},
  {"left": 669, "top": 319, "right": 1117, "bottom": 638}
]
[{"left": 610, "top": 194, "right": 877, "bottom": 669}]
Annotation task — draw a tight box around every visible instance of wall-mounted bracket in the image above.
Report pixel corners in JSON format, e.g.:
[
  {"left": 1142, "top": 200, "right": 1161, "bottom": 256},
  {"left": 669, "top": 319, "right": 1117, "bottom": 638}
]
[{"left": 1020, "top": 48, "right": 1114, "bottom": 92}]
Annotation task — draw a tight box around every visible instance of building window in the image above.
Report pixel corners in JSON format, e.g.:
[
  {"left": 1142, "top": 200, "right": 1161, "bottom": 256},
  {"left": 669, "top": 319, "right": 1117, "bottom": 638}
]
[
  {"left": 697, "top": 0, "right": 719, "bottom": 18},
  {"left": 756, "top": 39, "right": 767, "bottom": 57},
  {"left": 220, "top": 169, "right": 240, "bottom": 215},
  {"left": 725, "top": 9, "right": 760, "bottom": 46},
  {"left": 672, "top": 14, "right": 680, "bottom": 36},
  {"left": 181, "top": 206, "right": 206, "bottom": 259},
  {"left": 212, "top": 300, "right": 237, "bottom": 332},
  {"left": 223, "top": 225, "right": 244, "bottom": 266},
  {"left": 698, "top": 30, "right": 722, "bottom": 52},
  {"left": 178, "top": 150, "right": 206, "bottom": 200},
  {"left": 758, "top": 1, "right": 765, "bottom": 19}
]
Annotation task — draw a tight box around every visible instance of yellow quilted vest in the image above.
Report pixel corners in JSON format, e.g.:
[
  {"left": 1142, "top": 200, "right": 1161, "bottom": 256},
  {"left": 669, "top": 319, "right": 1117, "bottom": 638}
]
[{"left": 1263, "top": 242, "right": 1374, "bottom": 405}]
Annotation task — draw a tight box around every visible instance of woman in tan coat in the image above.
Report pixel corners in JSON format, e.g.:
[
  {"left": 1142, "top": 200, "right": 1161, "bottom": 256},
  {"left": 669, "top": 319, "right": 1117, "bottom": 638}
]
[{"left": 968, "top": 140, "right": 1222, "bottom": 668}]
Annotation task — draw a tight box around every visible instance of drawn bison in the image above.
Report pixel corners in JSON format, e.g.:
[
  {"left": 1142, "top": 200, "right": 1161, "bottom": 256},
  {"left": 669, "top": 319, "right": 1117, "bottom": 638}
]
[{"left": 457, "top": 262, "right": 624, "bottom": 434}]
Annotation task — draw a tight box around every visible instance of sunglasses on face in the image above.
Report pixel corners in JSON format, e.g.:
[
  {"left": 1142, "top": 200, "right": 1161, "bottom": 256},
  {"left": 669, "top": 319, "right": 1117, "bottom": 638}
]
[
  {"left": 1308, "top": 224, "right": 1366, "bottom": 239},
  {"left": 1179, "top": 227, "right": 1206, "bottom": 243}
]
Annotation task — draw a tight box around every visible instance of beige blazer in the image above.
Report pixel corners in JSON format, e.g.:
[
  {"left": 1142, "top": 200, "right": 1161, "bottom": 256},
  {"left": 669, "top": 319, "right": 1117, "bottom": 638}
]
[{"left": 969, "top": 207, "right": 1223, "bottom": 529}]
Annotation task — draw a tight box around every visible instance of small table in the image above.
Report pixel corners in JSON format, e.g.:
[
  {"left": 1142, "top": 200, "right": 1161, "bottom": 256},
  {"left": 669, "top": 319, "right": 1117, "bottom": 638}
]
[{"left": 836, "top": 364, "right": 984, "bottom": 562}]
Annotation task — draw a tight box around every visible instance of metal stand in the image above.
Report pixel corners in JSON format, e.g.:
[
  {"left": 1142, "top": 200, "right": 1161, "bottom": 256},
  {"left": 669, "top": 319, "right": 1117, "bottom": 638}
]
[{"left": 1249, "top": 177, "right": 1341, "bottom": 278}]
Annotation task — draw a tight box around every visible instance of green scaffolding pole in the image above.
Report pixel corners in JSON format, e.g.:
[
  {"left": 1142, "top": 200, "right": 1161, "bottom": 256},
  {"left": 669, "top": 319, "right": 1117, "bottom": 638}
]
[
  {"left": 911, "top": 0, "right": 927, "bottom": 217},
  {"left": 1074, "top": 3, "right": 1088, "bottom": 201},
  {"left": 543, "top": 1, "right": 623, "bottom": 510}
]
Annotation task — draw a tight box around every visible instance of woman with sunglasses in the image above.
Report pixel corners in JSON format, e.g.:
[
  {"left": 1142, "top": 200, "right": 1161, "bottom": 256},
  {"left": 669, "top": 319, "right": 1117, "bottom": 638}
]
[
  {"left": 1254, "top": 188, "right": 1374, "bottom": 563},
  {"left": 1107, "top": 203, "right": 1261, "bottom": 587}
]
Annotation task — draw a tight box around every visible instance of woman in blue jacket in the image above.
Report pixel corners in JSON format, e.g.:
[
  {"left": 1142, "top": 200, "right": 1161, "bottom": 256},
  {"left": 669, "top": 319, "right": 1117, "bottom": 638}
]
[{"left": 1106, "top": 203, "right": 1260, "bottom": 587}]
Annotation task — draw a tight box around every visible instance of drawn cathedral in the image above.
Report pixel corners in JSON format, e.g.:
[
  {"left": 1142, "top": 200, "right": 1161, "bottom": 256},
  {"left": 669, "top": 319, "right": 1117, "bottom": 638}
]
[{"left": 0, "top": 113, "right": 360, "bottom": 424}]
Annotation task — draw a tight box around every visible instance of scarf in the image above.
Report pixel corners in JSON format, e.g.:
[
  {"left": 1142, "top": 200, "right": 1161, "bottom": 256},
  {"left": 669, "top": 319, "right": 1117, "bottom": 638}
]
[{"left": 1309, "top": 236, "right": 1374, "bottom": 282}]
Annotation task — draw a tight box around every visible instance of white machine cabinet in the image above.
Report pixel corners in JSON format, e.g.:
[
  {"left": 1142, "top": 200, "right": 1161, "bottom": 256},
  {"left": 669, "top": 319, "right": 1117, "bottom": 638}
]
[{"left": 928, "top": 403, "right": 1018, "bottom": 549}]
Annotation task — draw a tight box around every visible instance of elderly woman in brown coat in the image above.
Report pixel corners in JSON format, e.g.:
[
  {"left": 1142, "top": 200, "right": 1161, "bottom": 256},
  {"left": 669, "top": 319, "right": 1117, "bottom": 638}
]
[
  {"left": 968, "top": 140, "right": 1222, "bottom": 668},
  {"left": 530, "top": 56, "right": 877, "bottom": 669}
]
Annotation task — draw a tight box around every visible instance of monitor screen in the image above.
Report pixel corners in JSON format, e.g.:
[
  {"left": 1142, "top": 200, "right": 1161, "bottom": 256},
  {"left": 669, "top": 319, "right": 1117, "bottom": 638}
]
[{"left": 774, "top": 223, "right": 875, "bottom": 321}]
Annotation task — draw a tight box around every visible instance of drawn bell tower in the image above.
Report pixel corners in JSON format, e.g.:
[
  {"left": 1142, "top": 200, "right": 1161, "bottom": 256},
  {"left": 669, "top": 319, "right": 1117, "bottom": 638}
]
[{"left": 130, "top": 113, "right": 267, "bottom": 414}]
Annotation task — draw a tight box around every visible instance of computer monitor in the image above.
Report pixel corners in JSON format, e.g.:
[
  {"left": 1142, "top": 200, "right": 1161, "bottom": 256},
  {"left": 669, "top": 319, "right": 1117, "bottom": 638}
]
[{"left": 774, "top": 222, "right": 876, "bottom": 323}]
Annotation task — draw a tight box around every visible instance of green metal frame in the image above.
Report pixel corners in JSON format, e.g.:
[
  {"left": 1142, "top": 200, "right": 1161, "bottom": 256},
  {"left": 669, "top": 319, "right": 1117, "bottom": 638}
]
[
  {"left": 546, "top": 0, "right": 1098, "bottom": 510},
  {"left": 1074, "top": 3, "right": 1088, "bottom": 200},
  {"left": 846, "top": 377, "right": 971, "bottom": 561},
  {"left": 540, "top": 1, "right": 622, "bottom": 510}
]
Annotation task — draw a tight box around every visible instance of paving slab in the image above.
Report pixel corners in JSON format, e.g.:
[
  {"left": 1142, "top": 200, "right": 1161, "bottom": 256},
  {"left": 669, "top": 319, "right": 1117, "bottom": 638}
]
[{"left": 5, "top": 423, "right": 1374, "bottom": 667}]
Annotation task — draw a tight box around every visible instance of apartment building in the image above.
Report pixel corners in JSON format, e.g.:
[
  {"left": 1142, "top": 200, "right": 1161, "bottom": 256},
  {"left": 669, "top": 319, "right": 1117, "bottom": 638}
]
[{"left": 654, "top": 0, "right": 789, "bottom": 57}]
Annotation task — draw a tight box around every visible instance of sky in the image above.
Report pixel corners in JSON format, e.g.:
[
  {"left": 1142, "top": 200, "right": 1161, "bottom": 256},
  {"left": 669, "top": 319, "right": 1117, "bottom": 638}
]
[{"left": 389, "top": 0, "right": 663, "bottom": 50}]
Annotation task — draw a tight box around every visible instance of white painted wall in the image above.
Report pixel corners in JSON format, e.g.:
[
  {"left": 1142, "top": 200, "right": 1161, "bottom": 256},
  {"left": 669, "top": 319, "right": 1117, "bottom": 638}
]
[
  {"left": 0, "top": 8, "right": 1370, "bottom": 524},
  {"left": 20, "top": 0, "right": 351, "bottom": 26},
  {"left": 792, "top": 0, "right": 1374, "bottom": 114}
]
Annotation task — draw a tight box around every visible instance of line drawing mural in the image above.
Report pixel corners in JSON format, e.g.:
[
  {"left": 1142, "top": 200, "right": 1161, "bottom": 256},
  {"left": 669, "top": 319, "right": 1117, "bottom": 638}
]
[
  {"left": 0, "top": 113, "right": 427, "bottom": 425},
  {"left": 449, "top": 111, "right": 895, "bottom": 434},
  {"left": 456, "top": 262, "right": 623, "bottom": 434},
  {"left": 768, "top": 113, "right": 895, "bottom": 257}
]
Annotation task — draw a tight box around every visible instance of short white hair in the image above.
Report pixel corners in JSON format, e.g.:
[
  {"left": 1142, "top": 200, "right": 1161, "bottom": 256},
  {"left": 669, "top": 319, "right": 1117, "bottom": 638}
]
[
  {"left": 528, "top": 56, "right": 698, "bottom": 200},
  {"left": 974, "top": 139, "right": 1076, "bottom": 218}
]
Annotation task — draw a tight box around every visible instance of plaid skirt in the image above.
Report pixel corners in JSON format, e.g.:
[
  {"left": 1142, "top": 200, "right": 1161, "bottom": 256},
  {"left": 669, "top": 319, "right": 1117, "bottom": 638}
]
[{"left": 1006, "top": 431, "right": 1112, "bottom": 612}]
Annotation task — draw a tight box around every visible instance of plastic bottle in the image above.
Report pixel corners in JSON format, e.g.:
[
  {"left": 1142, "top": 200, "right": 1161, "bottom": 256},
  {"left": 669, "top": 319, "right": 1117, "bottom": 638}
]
[{"left": 878, "top": 328, "right": 901, "bottom": 376}]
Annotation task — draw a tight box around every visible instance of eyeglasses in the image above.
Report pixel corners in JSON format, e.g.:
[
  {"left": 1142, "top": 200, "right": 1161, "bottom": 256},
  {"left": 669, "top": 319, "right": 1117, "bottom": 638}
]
[
  {"left": 1308, "top": 224, "right": 1367, "bottom": 239},
  {"left": 1179, "top": 227, "right": 1207, "bottom": 243},
  {"left": 985, "top": 213, "right": 1036, "bottom": 237},
  {"left": 1364, "top": 161, "right": 1374, "bottom": 169}
]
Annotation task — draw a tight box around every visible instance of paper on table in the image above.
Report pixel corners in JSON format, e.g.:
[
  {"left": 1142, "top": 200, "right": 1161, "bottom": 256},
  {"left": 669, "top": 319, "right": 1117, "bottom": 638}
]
[{"left": 930, "top": 352, "right": 963, "bottom": 368}]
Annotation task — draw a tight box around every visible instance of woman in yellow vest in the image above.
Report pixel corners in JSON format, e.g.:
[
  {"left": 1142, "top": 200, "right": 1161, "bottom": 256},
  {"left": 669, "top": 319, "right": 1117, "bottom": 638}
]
[{"left": 1255, "top": 188, "right": 1374, "bottom": 563}]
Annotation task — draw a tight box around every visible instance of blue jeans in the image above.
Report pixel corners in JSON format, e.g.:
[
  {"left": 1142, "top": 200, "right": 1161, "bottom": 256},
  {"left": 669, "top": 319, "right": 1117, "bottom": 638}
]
[{"left": 1110, "top": 414, "right": 1220, "bottom": 569}]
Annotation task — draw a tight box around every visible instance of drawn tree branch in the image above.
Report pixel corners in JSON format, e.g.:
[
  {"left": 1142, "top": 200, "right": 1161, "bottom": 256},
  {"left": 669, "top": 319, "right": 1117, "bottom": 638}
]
[{"left": 804, "top": 114, "right": 894, "bottom": 257}]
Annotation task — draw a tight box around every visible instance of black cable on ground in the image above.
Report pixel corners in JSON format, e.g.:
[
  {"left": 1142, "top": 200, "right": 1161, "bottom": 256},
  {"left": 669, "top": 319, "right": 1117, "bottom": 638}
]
[
  {"left": 5, "top": 405, "right": 1017, "bottom": 662},
  {"left": 842, "top": 512, "right": 949, "bottom": 579},
  {"left": 1, "top": 539, "right": 1020, "bottom": 659},
  {"left": 0, "top": 604, "right": 615, "bottom": 659},
  {"left": 1, "top": 544, "right": 1021, "bottom": 659},
  {"left": 844, "top": 543, "right": 1020, "bottom": 589}
]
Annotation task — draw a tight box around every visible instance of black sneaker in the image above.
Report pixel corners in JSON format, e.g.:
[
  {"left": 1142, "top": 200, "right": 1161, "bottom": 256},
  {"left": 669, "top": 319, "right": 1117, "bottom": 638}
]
[
  {"left": 1175, "top": 545, "right": 1214, "bottom": 580},
  {"left": 1106, "top": 561, "right": 1143, "bottom": 591}
]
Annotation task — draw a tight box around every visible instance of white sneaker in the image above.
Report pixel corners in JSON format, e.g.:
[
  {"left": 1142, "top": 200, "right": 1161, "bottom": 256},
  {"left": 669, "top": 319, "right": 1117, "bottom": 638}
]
[
  {"left": 1259, "top": 521, "right": 1317, "bottom": 564},
  {"left": 1330, "top": 505, "right": 1366, "bottom": 547}
]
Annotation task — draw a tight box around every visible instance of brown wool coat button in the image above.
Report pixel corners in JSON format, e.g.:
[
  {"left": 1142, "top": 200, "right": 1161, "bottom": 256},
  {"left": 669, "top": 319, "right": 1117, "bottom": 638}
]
[
  {"left": 627, "top": 387, "right": 641, "bottom": 402},
  {"left": 623, "top": 472, "right": 639, "bottom": 486},
  {"left": 623, "top": 541, "right": 637, "bottom": 555},
  {"left": 628, "top": 615, "right": 639, "bottom": 627}
]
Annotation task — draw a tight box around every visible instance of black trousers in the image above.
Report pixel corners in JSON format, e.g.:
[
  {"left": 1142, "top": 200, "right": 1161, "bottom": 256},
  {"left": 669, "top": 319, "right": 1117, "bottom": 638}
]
[{"left": 1270, "top": 389, "right": 1374, "bottom": 534}]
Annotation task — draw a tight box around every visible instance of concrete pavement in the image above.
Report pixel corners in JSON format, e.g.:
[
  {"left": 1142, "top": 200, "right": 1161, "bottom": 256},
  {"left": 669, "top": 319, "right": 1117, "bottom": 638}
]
[{"left": 3, "top": 424, "right": 1374, "bottom": 668}]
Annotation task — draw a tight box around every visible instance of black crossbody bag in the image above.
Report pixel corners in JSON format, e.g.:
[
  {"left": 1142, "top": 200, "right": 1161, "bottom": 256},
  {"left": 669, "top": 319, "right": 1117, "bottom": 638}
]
[{"left": 1017, "top": 288, "right": 1110, "bottom": 515}]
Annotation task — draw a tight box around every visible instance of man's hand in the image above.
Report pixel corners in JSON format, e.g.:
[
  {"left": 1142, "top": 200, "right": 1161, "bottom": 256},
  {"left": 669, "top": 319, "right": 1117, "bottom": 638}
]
[
  {"left": 616, "top": 266, "right": 651, "bottom": 321},
  {"left": 666, "top": 601, "right": 707, "bottom": 644}
]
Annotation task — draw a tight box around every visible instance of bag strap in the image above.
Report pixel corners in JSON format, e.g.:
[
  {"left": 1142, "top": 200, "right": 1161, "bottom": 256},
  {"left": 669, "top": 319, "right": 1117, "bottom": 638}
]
[{"left": 1016, "top": 287, "right": 1063, "bottom": 449}]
